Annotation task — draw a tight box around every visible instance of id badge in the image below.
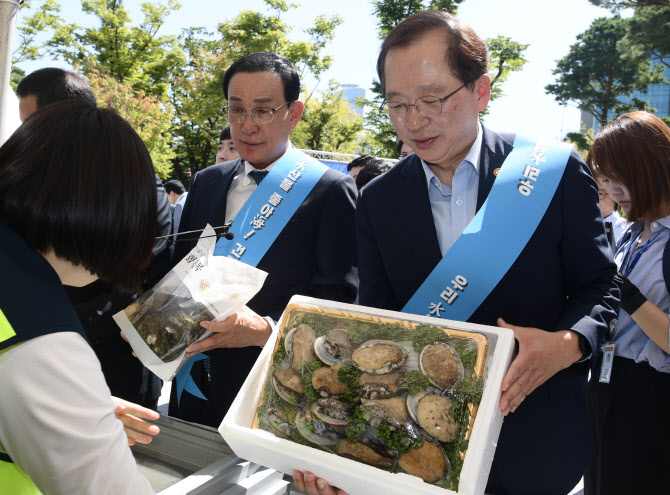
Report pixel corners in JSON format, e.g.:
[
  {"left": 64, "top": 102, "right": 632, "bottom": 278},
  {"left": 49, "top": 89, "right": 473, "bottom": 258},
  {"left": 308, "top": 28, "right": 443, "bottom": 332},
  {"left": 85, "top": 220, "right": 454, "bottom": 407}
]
[{"left": 599, "top": 343, "right": 615, "bottom": 383}]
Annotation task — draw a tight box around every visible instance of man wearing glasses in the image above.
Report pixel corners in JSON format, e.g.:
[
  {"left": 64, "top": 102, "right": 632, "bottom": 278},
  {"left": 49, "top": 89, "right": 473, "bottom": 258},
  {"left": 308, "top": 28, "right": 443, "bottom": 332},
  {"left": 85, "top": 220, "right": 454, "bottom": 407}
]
[
  {"left": 356, "top": 11, "right": 618, "bottom": 495},
  {"left": 170, "top": 52, "right": 358, "bottom": 427}
]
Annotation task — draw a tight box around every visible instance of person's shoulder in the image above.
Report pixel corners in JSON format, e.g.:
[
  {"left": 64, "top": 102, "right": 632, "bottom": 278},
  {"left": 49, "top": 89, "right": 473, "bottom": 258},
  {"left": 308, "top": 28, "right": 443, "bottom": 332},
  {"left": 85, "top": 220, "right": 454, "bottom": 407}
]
[
  {"left": 195, "top": 159, "right": 242, "bottom": 181},
  {"left": 317, "top": 166, "right": 356, "bottom": 190}
]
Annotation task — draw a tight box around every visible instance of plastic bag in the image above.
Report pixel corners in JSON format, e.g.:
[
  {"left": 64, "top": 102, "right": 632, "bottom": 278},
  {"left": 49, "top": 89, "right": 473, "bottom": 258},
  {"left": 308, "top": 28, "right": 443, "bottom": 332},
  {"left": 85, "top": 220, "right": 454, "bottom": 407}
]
[{"left": 114, "top": 225, "right": 267, "bottom": 381}]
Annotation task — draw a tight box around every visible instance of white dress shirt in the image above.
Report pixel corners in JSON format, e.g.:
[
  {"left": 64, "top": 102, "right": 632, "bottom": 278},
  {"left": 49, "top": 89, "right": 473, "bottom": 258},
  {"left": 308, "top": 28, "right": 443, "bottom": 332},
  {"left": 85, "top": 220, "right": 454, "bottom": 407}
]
[
  {"left": 604, "top": 210, "right": 630, "bottom": 246},
  {"left": 224, "top": 143, "right": 292, "bottom": 224},
  {"left": 421, "top": 123, "right": 483, "bottom": 256}
]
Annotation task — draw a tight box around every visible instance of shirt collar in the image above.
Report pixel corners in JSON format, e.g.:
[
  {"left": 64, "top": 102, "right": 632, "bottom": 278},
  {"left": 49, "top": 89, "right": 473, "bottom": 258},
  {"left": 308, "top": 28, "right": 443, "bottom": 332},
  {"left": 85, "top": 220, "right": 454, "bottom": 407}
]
[
  {"left": 241, "top": 141, "right": 293, "bottom": 186},
  {"left": 421, "top": 121, "right": 483, "bottom": 191},
  {"left": 653, "top": 214, "right": 670, "bottom": 230}
]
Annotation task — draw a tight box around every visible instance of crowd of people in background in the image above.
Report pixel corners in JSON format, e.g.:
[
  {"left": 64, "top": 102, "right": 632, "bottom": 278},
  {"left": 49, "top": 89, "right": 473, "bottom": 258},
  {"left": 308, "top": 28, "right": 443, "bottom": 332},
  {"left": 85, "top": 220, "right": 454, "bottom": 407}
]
[{"left": 0, "top": 8, "right": 669, "bottom": 495}]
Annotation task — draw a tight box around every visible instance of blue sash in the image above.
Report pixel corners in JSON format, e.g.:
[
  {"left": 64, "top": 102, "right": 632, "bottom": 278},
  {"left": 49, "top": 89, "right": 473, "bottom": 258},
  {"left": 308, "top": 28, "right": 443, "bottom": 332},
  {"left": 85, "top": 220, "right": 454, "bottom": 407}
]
[
  {"left": 213, "top": 148, "right": 329, "bottom": 261},
  {"left": 176, "top": 148, "right": 328, "bottom": 405},
  {"left": 403, "top": 136, "right": 571, "bottom": 321}
]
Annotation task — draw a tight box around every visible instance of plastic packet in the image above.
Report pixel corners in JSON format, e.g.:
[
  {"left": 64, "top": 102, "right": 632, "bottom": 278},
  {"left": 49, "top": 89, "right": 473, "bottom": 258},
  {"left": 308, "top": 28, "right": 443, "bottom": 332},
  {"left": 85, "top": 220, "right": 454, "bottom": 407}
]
[
  {"left": 113, "top": 224, "right": 267, "bottom": 381},
  {"left": 253, "top": 306, "right": 489, "bottom": 491}
]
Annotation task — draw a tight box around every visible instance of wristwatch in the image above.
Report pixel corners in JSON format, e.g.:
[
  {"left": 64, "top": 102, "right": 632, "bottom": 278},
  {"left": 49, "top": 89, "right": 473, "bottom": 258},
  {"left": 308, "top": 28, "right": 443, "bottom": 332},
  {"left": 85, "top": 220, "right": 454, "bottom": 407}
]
[{"left": 577, "top": 333, "right": 591, "bottom": 360}]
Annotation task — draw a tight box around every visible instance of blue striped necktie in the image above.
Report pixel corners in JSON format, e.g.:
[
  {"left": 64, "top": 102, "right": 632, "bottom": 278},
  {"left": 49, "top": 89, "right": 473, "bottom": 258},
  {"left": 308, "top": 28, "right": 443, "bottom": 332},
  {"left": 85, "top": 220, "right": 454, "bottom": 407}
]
[{"left": 248, "top": 170, "right": 269, "bottom": 185}]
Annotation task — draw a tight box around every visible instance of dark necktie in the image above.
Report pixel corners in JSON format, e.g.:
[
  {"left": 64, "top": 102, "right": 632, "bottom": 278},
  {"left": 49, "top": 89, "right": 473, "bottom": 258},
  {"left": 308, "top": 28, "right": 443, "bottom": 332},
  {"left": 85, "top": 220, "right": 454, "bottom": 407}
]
[{"left": 248, "top": 170, "right": 269, "bottom": 185}]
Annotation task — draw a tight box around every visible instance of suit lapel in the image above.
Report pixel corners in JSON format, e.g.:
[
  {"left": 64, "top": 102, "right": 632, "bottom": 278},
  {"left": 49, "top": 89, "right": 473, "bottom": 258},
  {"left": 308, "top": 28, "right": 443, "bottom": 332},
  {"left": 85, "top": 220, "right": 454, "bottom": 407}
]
[
  {"left": 476, "top": 125, "right": 515, "bottom": 211},
  {"left": 399, "top": 155, "right": 443, "bottom": 268},
  {"left": 209, "top": 159, "right": 244, "bottom": 230}
]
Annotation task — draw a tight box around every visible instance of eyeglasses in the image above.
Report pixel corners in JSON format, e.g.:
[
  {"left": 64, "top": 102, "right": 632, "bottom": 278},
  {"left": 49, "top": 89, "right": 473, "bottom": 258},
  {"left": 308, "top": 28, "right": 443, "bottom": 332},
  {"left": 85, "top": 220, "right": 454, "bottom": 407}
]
[
  {"left": 223, "top": 101, "right": 291, "bottom": 125},
  {"left": 598, "top": 189, "right": 608, "bottom": 199},
  {"left": 381, "top": 82, "right": 468, "bottom": 123}
]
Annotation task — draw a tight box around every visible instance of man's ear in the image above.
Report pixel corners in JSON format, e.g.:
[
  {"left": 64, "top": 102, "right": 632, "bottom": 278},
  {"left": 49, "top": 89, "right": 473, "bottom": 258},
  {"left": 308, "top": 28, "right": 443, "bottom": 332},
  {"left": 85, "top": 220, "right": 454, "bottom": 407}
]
[
  {"left": 475, "top": 74, "right": 491, "bottom": 113},
  {"left": 288, "top": 100, "right": 305, "bottom": 131}
]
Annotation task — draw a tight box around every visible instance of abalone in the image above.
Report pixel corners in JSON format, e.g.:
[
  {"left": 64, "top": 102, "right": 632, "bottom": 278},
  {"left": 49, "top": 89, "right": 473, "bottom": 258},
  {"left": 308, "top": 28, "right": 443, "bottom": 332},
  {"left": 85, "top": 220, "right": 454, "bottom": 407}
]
[
  {"left": 266, "top": 403, "right": 292, "bottom": 440},
  {"left": 286, "top": 324, "right": 316, "bottom": 372},
  {"left": 295, "top": 411, "right": 339, "bottom": 447},
  {"left": 359, "top": 371, "right": 404, "bottom": 399},
  {"left": 416, "top": 394, "right": 459, "bottom": 443},
  {"left": 311, "top": 398, "right": 352, "bottom": 428},
  {"left": 398, "top": 440, "right": 450, "bottom": 484},
  {"left": 419, "top": 343, "right": 464, "bottom": 390},
  {"left": 352, "top": 340, "right": 409, "bottom": 375},
  {"left": 361, "top": 396, "right": 409, "bottom": 429},
  {"left": 272, "top": 367, "right": 304, "bottom": 404},
  {"left": 311, "top": 364, "right": 348, "bottom": 398},
  {"left": 337, "top": 439, "right": 394, "bottom": 469},
  {"left": 314, "top": 328, "right": 354, "bottom": 366}
]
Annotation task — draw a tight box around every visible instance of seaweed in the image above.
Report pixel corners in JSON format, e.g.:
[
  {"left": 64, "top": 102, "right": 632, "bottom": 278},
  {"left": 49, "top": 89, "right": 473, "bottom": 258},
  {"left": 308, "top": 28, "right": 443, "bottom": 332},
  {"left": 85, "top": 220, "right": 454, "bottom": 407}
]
[
  {"left": 272, "top": 336, "right": 287, "bottom": 368},
  {"left": 344, "top": 407, "right": 367, "bottom": 439},
  {"left": 374, "top": 423, "right": 423, "bottom": 454},
  {"left": 300, "top": 359, "right": 323, "bottom": 404},
  {"left": 399, "top": 370, "right": 431, "bottom": 395},
  {"left": 337, "top": 364, "right": 362, "bottom": 405},
  {"left": 347, "top": 320, "right": 410, "bottom": 346},
  {"left": 440, "top": 376, "right": 484, "bottom": 490},
  {"left": 453, "top": 339, "right": 478, "bottom": 370},
  {"left": 347, "top": 321, "right": 381, "bottom": 346},
  {"left": 411, "top": 324, "right": 448, "bottom": 352},
  {"left": 289, "top": 313, "right": 338, "bottom": 337}
]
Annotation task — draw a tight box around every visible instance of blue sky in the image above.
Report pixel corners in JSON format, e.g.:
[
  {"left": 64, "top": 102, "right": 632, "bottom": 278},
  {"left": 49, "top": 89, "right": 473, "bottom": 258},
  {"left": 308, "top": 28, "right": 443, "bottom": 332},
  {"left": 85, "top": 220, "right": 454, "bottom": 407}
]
[{"left": 17, "top": 0, "right": 613, "bottom": 139}]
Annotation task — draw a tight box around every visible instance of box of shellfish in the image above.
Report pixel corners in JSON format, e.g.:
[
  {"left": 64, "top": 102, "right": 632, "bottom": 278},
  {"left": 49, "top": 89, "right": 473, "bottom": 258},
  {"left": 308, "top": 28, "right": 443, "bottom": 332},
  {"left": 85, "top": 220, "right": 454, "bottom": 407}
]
[{"left": 219, "top": 296, "right": 515, "bottom": 495}]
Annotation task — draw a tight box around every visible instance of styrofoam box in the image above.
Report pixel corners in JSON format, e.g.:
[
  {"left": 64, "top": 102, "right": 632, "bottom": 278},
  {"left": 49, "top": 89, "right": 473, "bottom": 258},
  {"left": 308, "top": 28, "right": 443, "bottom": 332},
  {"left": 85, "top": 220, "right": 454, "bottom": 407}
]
[{"left": 219, "top": 296, "right": 515, "bottom": 495}]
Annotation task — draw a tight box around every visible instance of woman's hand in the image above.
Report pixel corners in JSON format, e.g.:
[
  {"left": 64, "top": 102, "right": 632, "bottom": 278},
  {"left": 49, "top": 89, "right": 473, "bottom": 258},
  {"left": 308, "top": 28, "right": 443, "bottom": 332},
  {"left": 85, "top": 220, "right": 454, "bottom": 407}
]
[{"left": 112, "top": 396, "right": 160, "bottom": 446}]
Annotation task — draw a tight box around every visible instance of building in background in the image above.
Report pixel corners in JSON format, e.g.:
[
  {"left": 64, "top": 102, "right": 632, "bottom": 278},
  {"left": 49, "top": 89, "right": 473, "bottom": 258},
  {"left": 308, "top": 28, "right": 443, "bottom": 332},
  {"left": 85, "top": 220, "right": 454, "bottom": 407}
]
[
  {"left": 581, "top": 56, "right": 669, "bottom": 133},
  {"left": 341, "top": 84, "right": 365, "bottom": 118}
]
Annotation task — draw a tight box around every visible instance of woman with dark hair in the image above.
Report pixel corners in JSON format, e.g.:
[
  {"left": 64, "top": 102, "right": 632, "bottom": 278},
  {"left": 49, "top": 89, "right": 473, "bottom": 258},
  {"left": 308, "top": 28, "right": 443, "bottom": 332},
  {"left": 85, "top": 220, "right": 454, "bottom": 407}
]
[
  {"left": 0, "top": 100, "right": 160, "bottom": 493},
  {"left": 585, "top": 111, "right": 670, "bottom": 495}
]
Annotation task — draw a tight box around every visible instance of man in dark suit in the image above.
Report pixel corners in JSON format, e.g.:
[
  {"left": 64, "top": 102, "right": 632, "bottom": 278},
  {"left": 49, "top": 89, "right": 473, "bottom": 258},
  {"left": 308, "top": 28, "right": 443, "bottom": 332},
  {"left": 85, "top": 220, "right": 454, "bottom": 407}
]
[
  {"left": 169, "top": 52, "right": 358, "bottom": 427},
  {"left": 356, "top": 11, "right": 619, "bottom": 495}
]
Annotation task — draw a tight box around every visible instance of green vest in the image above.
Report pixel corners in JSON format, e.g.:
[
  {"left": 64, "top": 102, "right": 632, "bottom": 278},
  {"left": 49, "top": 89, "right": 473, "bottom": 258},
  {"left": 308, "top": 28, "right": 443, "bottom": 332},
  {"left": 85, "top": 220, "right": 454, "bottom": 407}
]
[
  {"left": 0, "top": 221, "right": 87, "bottom": 494},
  {"left": 0, "top": 329, "right": 40, "bottom": 494}
]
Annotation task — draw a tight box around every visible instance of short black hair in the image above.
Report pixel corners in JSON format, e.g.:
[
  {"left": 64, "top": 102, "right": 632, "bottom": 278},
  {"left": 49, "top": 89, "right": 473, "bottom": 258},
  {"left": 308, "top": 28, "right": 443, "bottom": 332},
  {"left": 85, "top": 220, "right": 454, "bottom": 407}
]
[
  {"left": 347, "top": 154, "right": 378, "bottom": 172},
  {"left": 164, "top": 179, "right": 185, "bottom": 195},
  {"left": 0, "top": 101, "right": 156, "bottom": 292},
  {"left": 219, "top": 126, "right": 232, "bottom": 141},
  {"left": 356, "top": 160, "right": 391, "bottom": 190},
  {"left": 223, "top": 52, "right": 300, "bottom": 103},
  {"left": 395, "top": 139, "right": 405, "bottom": 156},
  {"left": 16, "top": 68, "right": 97, "bottom": 108}
]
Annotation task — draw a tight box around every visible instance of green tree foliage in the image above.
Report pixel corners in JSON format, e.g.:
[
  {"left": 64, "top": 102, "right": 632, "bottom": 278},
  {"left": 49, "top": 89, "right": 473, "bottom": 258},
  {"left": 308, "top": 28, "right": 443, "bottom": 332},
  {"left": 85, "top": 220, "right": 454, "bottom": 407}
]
[
  {"left": 13, "top": 0, "right": 64, "bottom": 66},
  {"left": 168, "top": 27, "right": 228, "bottom": 184},
  {"left": 11, "top": 0, "right": 66, "bottom": 88},
  {"left": 87, "top": 65, "right": 175, "bottom": 179},
  {"left": 47, "top": 0, "right": 186, "bottom": 99},
  {"left": 486, "top": 36, "right": 529, "bottom": 110},
  {"left": 545, "top": 16, "right": 666, "bottom": 127},
  {"left": 361, "top": 81, "right": 399, "bottom": 158},
  {"left": 624, "top": 5, "right": 670, "bottom": 69},
  {"left": 217, "top": 3, "right": 341, "bottom": 79},
  {"left": 589, "top": 0, "right": 669, "bottom": 9},
  {"left": 372, "top": 0, "right": 464, "bottom": 39},
  {"left": 591, "top": 0, "right": 670, "bottom": 68},
  {"left": 565, "top": 127, "right": 595, "bottom": 159},
  {"left": 365, "top": 0, "right": 528, "bottom": 157},
  {"left": 291, "top": 81, "right": 365, "bottom": 154}
]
